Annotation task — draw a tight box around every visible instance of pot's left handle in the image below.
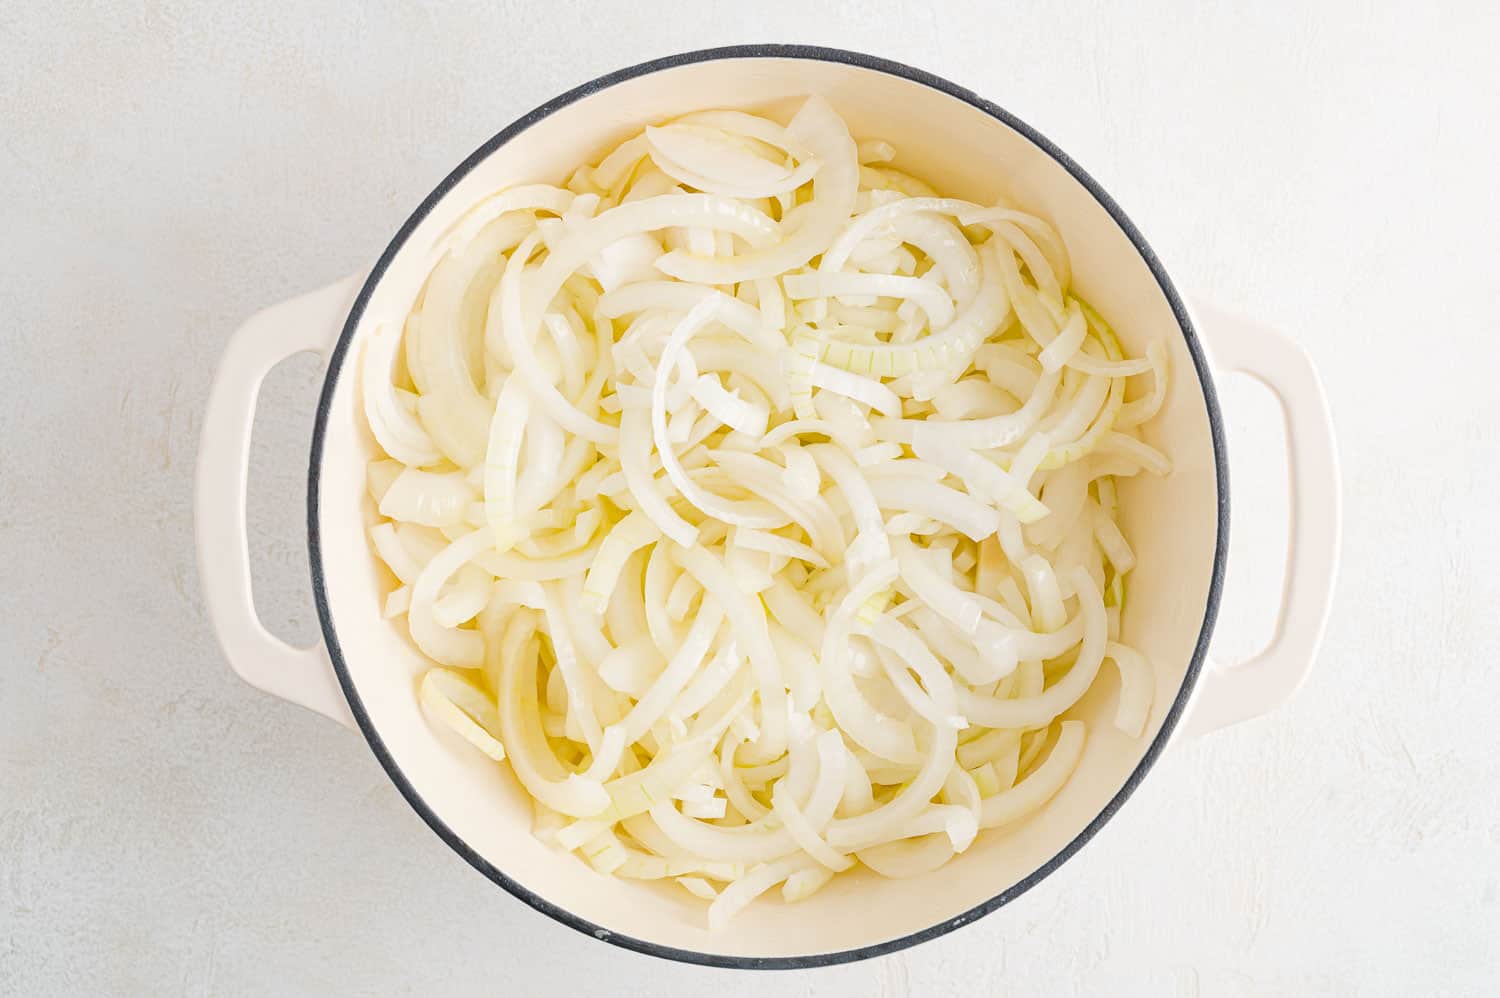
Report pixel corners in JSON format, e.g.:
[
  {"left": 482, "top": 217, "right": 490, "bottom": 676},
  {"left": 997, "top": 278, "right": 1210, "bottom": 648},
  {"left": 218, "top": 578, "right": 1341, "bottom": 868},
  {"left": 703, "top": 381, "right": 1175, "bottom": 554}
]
[{"left": 195, "top": 274, "right": 364, "bottom": 729}]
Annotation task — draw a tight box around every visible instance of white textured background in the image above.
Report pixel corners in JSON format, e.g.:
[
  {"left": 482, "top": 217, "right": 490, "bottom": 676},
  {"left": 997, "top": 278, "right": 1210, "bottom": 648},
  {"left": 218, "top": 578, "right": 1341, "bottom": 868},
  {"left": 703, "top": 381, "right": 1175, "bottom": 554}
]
[{"left": 3, "top": 2, "right": 1498, "bottom": 994}]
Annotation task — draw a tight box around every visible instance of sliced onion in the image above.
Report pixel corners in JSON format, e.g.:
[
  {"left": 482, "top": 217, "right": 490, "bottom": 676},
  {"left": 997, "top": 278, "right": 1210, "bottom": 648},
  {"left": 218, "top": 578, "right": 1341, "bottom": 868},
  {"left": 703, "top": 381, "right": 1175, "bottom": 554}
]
[
  {"left": 808, "top": 361, "right": 902, "bottom": 417},
  {"left": 494, "top": 611, "right": 610, "bottom": 817},
  {"left": 656, "top": 96, "right": 858, "bottom": 284},
  {"left": 362, "top": 324, "right": 442, "bottom": 467},
  {"left": 798, "top": 242, "right": 1008, "bottom": 382},
  {"left": 979, "top": 721, "right": 1086, "bottom": 828},
  {"left": 784, "top": 271, "right": 955, "bottom": 330},
  {"left": 420, "top": 668, "right": 506, "bottom": 760},
  {"left": 582, "top": 511, "right": 661, "bottom": 612},
  {"left": 646, "top": 124, "right": 821, "bottom": 199},
  {"left": 672, "top": 544, "right": 788, "bottom": 763},
  {"left": 437, "top": 183, "right": 573, "bottom": 254},
  {"left": 1105, "top": 641, "right": 1155, "bottom": 737},
  {"left": 365, "top": 96, "right": 1167, "bottom": 927},
  {"left": 407, "top": 530, "right": 493, "bottom": 668},
  {"left": 957, "top": 569, "right": 1106, "bottom": 729},
  {"left": 706, "top": 856, "right": 815, "bottom": 932},
  {"left": 691, "top": 374, "right": 769, "bottom": 437},
  {"left": 599, "top": 280, "right": 781, "bottom": 354}
]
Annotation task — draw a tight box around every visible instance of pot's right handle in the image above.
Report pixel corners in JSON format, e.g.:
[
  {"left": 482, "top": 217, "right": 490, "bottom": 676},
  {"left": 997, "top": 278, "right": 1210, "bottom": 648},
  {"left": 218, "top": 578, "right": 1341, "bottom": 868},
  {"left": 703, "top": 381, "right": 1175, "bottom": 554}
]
[
  {"left": 195, "top": 274, "right": 364, "bottom": 729},
  {"left": 1183, "top": 301, "right": 1341, "bottom": 736}
]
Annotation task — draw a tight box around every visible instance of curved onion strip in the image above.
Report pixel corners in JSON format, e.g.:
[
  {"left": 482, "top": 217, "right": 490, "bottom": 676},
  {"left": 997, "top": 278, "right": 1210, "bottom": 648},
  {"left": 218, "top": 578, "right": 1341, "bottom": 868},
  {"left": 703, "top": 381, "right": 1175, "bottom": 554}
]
[
  {"left": 1116, "top": 341, "right": 1170, "bottom": 428},
  {"left": 780, "top": 444, "right": 820, "bottom": 500},
  {"left": 800, "top": 242, "right": 1008, "bottom": 381},
  {"left": 674, "top": 110, "right": 810, "bottom": 158},
  {"left": 495, "top": 232, "right": 619, "bottom": 445},
  {"left": 690, "top": 337, "right": 791, "bottom": 410},
  {"left": 383, "top": 585, "right": 411, "bottom": 619},
  {"left": 672, "top": 639, "right": 742, "bottom": 722},
  {"left": 894, "top": 539, "right": 983, "bottom": 636},
  {"left": 592, "top": 135, "right": 650, "bottom": 191},
  {"left": 808, "top": 361, "right": 902, "bottom": 416},
  {"left": 1038, "top": 299, "right": 1088, "bottom": 372},
  {"left": 870, "top": 628, "right": 959, "bottom": 730},
  {"left": 672, "top": 544, "right": 789, "bottom": 762},
  {"left": 912, "top": 435, "right": 1049, "bottom": 525},
  {"left": 600, "top": 737, "right": 714, "bottom": 821},
  {"left": 1039, "top": 370, "right": 1111, "bottom": 447},
  {"left": 652, "top": 300, "right": 779, "bottom": 529},
  {"left": 979, "top": 720, "right": 1087, "bottom": 828},
  {"left": 899, "top": 800, "right": 979, "bottom": 852},
  {"left": 932, "top": 378, "right": 1015, "bottom": 420},
  {"left": 772, "top": 785, "right": 852, "bottom": 872},
  {"left": 582, "top": 512, "right": 661, "bottom": 612},
  {"left": 599, "top": 281, "right": 782, "bottom": 354},
  {"left": 538, "top": 582, "right": 603, "bottom": 752},
  {"left": 1066, "top": 350, "right": 1154, "bottom": 378},
  {"left": 866, "top": 477, "right": 1000, "bottom": 542},
  {"left": 621, "top": 407, "right": 696, "bottom": 547},
  {"left": 612, "top": 602, "right": 724, "bottom": 744},
  {"left": 782, "top": 865, "right": 835, "bottom": 902},
  {"left": 734, "top": 526, "right": 828, "bottom": 568},
  {"left": 756, "top": 417, "right": 863, "bottom": 453},
  {"left": 956, "top": 206, "right": 1071, "bottom": 292},
  {"left": 437, "top": 183, "right": 574, "bottom": 253},
  {"left": 957, "top": 569, "right": 1106, "bottom": 729},
  {"left": 495, "top": 612, "right": 610, "bottom": 817},
  {"left": 806, "top": 443, "right": 890, "bottom": 561},
  {"left": 646, "top": 124, "right": 822, "bottom": 199},
  {"left": 706, "top": 856, "right": 816, "bottom": 933},
  {"left": 893, "top": 367, "right": 1061, "bottom": 451},
  {"left": 432, "top": 563, "right": 490, "bottom": 628},
  {"left": 1105, "top": 641, "right": 1155, "bottom": 737},
  {"left": 649, "top": 800, "right": 796, "bottom": 864},
  {"left": 657, "top": 97, "right": 858, "bottom": 284},
  {"left": 1096, "top": 432, "right": 1172, "bottom": 476},
  {"left": 819, "top": 562, "right": 919, "bottom": 764},
  {"left": 420, "top": 668, "right": 506, "bottom": 760},
  {"left": 784, "top": 271, "right": 955, "bottom": 330},
  {"left": 825, "top": 718, "right": 959, "bottom": 851},
  {"left": 909, "top": 605, "right": 998, "bottom": 686},
  {"left": 857, "top": 833, "right": 956, "bottom": 878},
  {"left": 483, "top": 375, "right": 531, "bottom": 550},
  {"left": 888, "top": 212, "right": 981, "bottom": 306},
  {"left": 988, "top": 220, "right": 1063, "bottom": 307},
  {"left": 597, "top": 639, "right": 660, "bottom": 697},
  {"left": 692, "top": 374, "right": 769, "bottom": 437},
  {"left": 471, "top": 535, "right": 602, "bottom": 581},
  {"left": 416, "top": 218, "right": 535, "bottom": 466},
  {"left": 956, "top": 727, "right": 1023, "bottom": 772},
  {"left": 821, "top": 196, "right": 989, "bottom": 273},
  {"left": 378, "top": 468, "right": 474, "bottom": 529},
  {"left": 975, "top": 342, "right": 1043, "bottom": 399},
  {"left": 709, "top": 450, "right": 845, "bottom": 557},
  {"left": 407, "top": 530, "right": 493, "bottom": 668},
  {"left": 362, "top": 324, "right": 442, "bottom": 467}
]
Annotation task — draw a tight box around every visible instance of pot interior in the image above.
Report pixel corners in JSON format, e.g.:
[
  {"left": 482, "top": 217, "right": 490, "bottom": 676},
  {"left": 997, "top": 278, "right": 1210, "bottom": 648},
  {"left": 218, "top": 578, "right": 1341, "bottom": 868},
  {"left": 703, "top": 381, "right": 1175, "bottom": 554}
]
[{"left": 312, "top": 51, "right": 1223, "bottom": 963}]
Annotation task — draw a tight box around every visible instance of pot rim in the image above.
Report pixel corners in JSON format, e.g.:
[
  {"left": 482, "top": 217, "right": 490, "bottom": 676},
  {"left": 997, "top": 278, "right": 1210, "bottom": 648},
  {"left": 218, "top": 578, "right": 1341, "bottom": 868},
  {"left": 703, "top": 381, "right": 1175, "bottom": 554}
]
[{"left": 307, "top": 43, "right": 1229, "bottom": 970}]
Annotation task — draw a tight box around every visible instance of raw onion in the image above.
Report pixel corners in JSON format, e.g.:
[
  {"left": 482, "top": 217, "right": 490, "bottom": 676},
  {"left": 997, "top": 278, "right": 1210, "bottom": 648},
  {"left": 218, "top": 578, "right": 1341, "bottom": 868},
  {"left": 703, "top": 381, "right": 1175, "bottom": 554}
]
[{"left": 361, "top": 97, "right": 1170, "bottom": 928}]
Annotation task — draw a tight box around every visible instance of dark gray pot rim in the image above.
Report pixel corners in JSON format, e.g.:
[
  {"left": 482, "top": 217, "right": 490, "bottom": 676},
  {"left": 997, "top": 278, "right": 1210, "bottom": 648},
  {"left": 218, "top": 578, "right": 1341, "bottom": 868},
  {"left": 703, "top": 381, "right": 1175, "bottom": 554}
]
[{"left": 307, "top": 43, "right": 1229, "bottom": 970}]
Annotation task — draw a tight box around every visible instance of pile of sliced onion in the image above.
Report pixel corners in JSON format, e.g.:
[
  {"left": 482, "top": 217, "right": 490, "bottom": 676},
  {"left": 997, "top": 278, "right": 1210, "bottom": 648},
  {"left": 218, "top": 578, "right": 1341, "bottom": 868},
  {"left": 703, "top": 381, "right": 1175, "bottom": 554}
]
[{"left": 362, "top": 96, "right": 1170, "bottom": 928}]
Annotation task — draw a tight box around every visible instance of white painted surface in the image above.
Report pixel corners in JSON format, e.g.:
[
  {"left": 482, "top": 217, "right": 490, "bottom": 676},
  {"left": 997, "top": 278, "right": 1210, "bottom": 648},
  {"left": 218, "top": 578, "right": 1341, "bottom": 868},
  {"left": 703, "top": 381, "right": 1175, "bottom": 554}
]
[{"left": 1, "top": 1, "right": 1496, "bottom": 994}]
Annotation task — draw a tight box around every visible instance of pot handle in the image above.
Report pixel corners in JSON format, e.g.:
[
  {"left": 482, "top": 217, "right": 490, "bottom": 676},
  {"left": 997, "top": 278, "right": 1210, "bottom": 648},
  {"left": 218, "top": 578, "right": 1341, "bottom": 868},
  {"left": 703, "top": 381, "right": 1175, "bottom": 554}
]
[
  {"left": 1183, "top": 301, "right": 1341, "bottom": 735},
  {"left": 195, "top": 274, "right": 364, "bottom": 729}
]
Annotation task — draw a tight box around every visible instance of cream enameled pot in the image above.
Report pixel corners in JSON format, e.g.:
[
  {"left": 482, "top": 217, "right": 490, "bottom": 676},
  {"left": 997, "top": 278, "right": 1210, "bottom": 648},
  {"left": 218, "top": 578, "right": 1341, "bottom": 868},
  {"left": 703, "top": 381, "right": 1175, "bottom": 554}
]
[{"left": 195, "top": 46, "right": 1340, "bottom": 967}]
